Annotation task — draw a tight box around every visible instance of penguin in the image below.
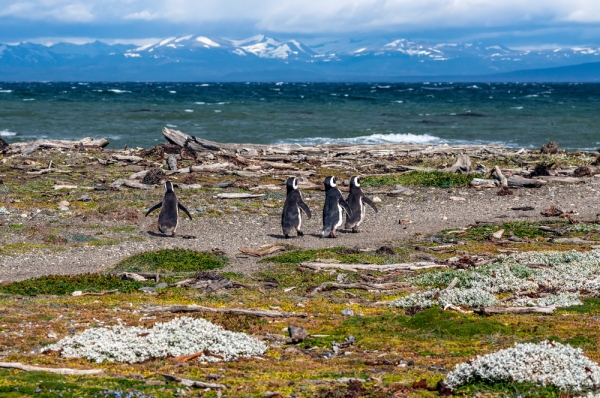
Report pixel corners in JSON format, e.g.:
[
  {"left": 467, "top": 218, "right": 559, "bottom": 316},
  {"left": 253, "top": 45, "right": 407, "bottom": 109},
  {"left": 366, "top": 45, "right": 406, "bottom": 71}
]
[
  {"left": 322, "top": 176, "right": 352, "bottom": 238},
  {"left": 281, "top": 176, "right": 311, "bottom": 238},
  {"left": 344, "top": 175, "right": 378, "bottom": 233},
  {"left": 145, "top": 181, "right": 192, "bottom": 236}
]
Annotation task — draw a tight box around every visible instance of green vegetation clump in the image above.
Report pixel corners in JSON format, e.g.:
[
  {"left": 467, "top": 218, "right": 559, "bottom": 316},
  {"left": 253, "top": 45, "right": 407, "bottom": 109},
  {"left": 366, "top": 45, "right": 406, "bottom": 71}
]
[
  {"left": 0, "top": 274, "right": 145, "bottom": 296},
  {"left": 362, "top": 171, "right": 474, "bottom": 188},
  {"left": 111, "top": 249, "right": 227, "bottom": 273},
  {"left": 263, "top": 246, "right": 413, "bottom": 265},
  {"left": 345, "top": 307, "right": 512, "bottom": 340}
]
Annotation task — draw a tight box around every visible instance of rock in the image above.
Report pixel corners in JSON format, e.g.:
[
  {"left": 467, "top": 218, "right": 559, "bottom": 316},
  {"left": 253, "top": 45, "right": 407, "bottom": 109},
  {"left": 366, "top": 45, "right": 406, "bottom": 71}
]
[
  {"left": 167, "top": 155, "right": 178, "bottom": 171},
  {"left": 287, "top": 325, "right": 308, "bottom": 343},
  {"left": 129, "top": 170, "right": 148, "bottom": 180},
  {"left": 573, "top": 166, "right": 592, "bottom": 177},
  {"left": 399, "top": 218, "right": 413, "bottom": 225},
  {"left": 372, "top": 196, "right": 382, "bottom": 203},
  {"left": 540, "top": 141, "right": 559, "bottom": 154},
  {"left": 47, "top": 332, "right": 57, "bottom": 339},
  {"left": 20, "top": 213, "right": 28, "bottom": 218},
  {"left": 58, "top": 200, "right": 70, "bottom": 207},
  {"left": 196, "top": 207, "right": 205, "bottom": 213},
  {"left": 387, "top": 186, "right": 415, "bottom": 197},
  {"left": 156, "top": 283, "right": 168, "bottom": 289},
  {"left": 341, "top": 308, "right": 354, "bottom": 317},
  {"left": 491, "top": 229, "right": 505, "bottom": 239},
  {"left": 78, "top": 195, "right": 92, "bottom": 202},
  {"left": 71, "top": 291, "right": 83, "bottom": 296},
  {"left": 138, "top": 286, "right": 156, "bottom": 293},
  {"left": 449, "top": 196, "right": 466, "bottom": 201},
  {"left": 58, "top": 206, "right": 70, "bottom": 212}
]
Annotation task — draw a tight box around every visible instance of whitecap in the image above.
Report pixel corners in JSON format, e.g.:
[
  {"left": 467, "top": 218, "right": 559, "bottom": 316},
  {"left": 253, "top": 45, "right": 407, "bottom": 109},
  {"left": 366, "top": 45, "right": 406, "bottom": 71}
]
[
  {"left": 376, "top": 85, "right": 391, "bottom": 88},
  {"left": 0, "top": 130, "right": 17, "bottom": 136},
  {"left": 166, "top": 124, "right": 177, "bottom": 128},
  {"left": 195, "top": 102, "right": 205, "bottom": 105},
  {"left": 525, "top": 94, "right": 538, "bottom": 98},
  {"left": 108, "top": 89, "right": 130, "bottom": 93},
  {"left": 279, "top": 133, "right": 441, "bottom": 146},
  {"left": 394, "top": 101, "right": 403, "bottom": 103},
  {"left": 0, "top": 90, "right": 12, "bottom": 93},
  {"left": 22, "top": 98, "right": 35, "bottom": 101},
  {"left": 217, "top": 102, "right": 227, "bottom": 105},
  {"left": 200, "top": 84, "right": 210, "bottom": 87},
  {"left": 169, "top": 91, "right": 176, "bottom": 94},
  {"left": 214, "top": 110, "right": 222, "bottom": 113},
  {"left": 184, "top": 109, "right": 194, "bottom": 113},
  {"left": 511, "top": 107, "right": 524, "bottom": 109}
]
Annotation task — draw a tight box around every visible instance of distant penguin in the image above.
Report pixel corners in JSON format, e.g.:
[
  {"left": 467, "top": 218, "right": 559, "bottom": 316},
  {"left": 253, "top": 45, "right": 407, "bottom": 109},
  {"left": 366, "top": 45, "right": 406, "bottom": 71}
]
[
  {"left": 281, "top": 176, "right": 312, "bottom": 238},
  {"left": 345, "top": 176, "right": 378, "bottom": 233},
  {"left": 322, "top": 176, "right": 352, "bottom": 238},
  {"left": 145, "top": 181, "right": 192, "bottom": 236}
]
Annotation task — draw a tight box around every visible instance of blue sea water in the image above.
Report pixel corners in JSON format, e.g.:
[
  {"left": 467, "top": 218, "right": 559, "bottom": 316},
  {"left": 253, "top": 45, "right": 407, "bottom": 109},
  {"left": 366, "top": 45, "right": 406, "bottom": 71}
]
[{"left": 0, "top": 82, "right": 598, "bottom": 150}]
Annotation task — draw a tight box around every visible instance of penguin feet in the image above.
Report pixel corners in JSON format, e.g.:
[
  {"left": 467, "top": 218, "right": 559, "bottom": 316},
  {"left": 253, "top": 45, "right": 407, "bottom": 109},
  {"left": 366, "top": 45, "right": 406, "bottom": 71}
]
[
  {"left": 297, "top": 230, "right": 304, "bottom": 237},
  {"left": 351, "top": 226, "right": 360, "bottom": 233},
  {"left": 284, "top": 234, "right": 290, "bottom": 239}
]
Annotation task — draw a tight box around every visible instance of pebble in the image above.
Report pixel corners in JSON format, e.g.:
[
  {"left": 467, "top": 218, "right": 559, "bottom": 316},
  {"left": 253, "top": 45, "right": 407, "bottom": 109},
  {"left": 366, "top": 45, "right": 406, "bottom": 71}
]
[
  {"left": 79, "top": 195, "right": 92, "bottom": 202},
  {"left": 58, "top": 206, "right": 70, "bottom": 211},
  {"left": 156, "top": 282, "right": 168, "bottom": 289},
  {"left": 58, "top": 200, "right": 70, "bottom": 207},
  {"left": 138, "top": 287, "right": 156, "bottom": 293},
  {"left": 372, "top": 196, "right": 382, "bottom": 203},
  {"left": 47, "top": 332, "right": 58, "bottom": 339},
  {"left": 341, "top": 308, "right": 354, "bottom": 316}
]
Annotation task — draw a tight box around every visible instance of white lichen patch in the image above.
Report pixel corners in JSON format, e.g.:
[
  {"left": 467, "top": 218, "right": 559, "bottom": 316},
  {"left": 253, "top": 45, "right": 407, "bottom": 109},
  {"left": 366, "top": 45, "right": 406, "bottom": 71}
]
[
  {"left": 391, "top": 250, "right": 600, "bottom": 309},
  {"left": 445, "top": 341, "right": 600, "bottom": 392},
  {"left": 43, "top": 316, "right": 267, "bottom": 363}
]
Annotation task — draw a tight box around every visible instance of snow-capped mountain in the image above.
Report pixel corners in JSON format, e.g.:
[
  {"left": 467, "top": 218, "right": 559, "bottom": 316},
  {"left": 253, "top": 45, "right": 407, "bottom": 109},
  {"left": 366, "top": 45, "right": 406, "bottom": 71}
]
[{"left": 0, "top": 34, "right": 599, "bottom": 81}]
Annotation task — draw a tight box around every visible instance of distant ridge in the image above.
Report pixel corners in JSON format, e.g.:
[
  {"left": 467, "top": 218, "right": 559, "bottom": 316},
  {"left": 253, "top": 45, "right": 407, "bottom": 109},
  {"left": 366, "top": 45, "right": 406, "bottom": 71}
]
[{"left": 1, "top": 35, "right": 600, "bottom": 82}]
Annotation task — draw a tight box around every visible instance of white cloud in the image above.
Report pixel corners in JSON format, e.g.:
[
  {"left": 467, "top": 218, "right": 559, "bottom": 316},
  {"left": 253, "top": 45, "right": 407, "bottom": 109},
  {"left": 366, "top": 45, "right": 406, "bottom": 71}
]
[{"left": 1, "top": 0, "right": 600, "bottom": 32}]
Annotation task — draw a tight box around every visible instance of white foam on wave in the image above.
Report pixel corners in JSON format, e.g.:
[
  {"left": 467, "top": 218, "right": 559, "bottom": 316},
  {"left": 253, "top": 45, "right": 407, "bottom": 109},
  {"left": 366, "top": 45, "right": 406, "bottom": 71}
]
[
  {"left": 108, "top": 89, "right": 130, "bottom": 93},
  {"left": 0, "top": 130, "right": 17, "bottom": 136},
  {"left": 279, "top": 133, "right": 441, "bottom": 146},
  {"left": 23, "top": 98, "right": 34, "bottom": 101},
  {"left": 0, "top": 90, "right": 12, "bottom": 93},
  {"left": 184, "top": 109, "right": 194, "bottom": 112}
]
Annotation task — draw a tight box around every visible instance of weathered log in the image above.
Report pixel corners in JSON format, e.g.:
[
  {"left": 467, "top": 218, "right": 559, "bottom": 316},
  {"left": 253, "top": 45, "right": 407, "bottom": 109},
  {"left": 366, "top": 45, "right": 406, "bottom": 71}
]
[
  {"left": 507, "top": 176, "right": 545, "bottom": 188},
  {"left": 111, "top": 179, "right": 155, "bottom": 190},
  {"left": 309, "top": 281, "right": 409, "bottom": 295},
  {"left": 553, "top": 237, "right": 596, "bottom": 244},
  {"left": 470, "top": 178, "right": 497, "bottom": 188},
  {"left": 166, "top": 155, "right": 178, "bottom": 171},
  {"left": 0, "top": 362, "right": 103, "bottom": 375},
  {"left": 300, "top": 261, "right": 445, "bottom": 272},
  {"left": 537, "top": 176, "right": 585, "bottom": 184},
  {"left": 474, "top": 306, "right": 556, "bottom": 315},
  {"left": 10, "top": 137, "right": 109, "bottom": 155},
  {"left": 493, "top": 165, "right": 508, "bottom": 187},
  {"left": 238, "top": 246, "right": 286, "bottom": 257},
  {"left": 144, "top": 304, "right": 308, "bottom": 318},
  {"left": 129, "top": 170, "right": 148, "bottom": 180},
  {"left": 216, "top": 193, "right": 263, "bottom": 199},
  {"left": 28, "top": 168, "right": 72, "bottom": 175},
  {"left": 112, "top": 155, "right": 143, "bottom": 162},
  {"left": 445, "top": 154, "right": 471, "bottom": 173},
  {"left": 190, "top": 163, "right": 235, "bottom": 172},
  {"left": 162, "top": 374, "right": 225, "bottom": 389}
]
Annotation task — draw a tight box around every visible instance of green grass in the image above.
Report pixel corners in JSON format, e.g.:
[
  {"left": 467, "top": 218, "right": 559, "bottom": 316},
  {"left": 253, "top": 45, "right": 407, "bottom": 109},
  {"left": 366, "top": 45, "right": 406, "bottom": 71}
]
[
  {"left": 454, "top": 380, "right": 567, "bottom": 397},
  {"left": 362, "top": 171, "right": 474, "bottom": 188},
  {"left": 0, "top": 369, "right": 178, "bottom": 397},
  {"left": 442, "top": 221, "right": 550, "bottom": 241},
  {"left": 560, "top": 298, "right": 600, "bottom": 314},
  {"left": 0, "top": 274, "right": 146, "bottom": 296},
  {"left": 110, "top": 248, "right": 227, "bottom": 273},
  {"left": 262, "top": 246, "right": 415, "bottom": 265},
  {"left": 345, "top": 307, "right": 512, "bottom": 340}
]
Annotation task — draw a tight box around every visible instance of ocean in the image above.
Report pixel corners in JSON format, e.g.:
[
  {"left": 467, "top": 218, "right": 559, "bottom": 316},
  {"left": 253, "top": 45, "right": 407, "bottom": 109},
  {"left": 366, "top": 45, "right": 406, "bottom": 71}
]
[{"left": 0, "top": 82, "right": 598, "bottom": 150}]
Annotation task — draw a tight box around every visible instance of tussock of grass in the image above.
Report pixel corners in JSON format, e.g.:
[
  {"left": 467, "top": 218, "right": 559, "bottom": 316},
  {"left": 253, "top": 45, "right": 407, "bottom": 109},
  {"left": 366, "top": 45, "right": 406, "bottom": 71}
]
[
  {"left": 110, "top": 249, "right": 227, "bottom": 273},
  {"left": 362, "top": 171, "right": 474, "bottom": 188},
  {"left": 0, "top": 274, "right": 145, "bottom": 296},
  {"left": 262, "top": 246, "right": 415, "bottom": 265}
]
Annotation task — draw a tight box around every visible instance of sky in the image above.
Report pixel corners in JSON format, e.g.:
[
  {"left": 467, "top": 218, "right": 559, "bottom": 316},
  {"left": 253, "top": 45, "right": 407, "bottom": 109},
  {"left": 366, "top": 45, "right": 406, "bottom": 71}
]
[{"left": 1, "top": 0, "right": 600, "bottom": 47}]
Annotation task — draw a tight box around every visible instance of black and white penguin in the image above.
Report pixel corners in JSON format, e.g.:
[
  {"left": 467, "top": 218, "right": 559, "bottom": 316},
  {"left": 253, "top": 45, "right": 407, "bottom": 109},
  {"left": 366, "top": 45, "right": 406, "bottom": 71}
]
[
  {"left": 344, "top": 175, "right": 378, "bottom": 233},
  {"left": 281, "top": 176, "right": 311, "bottom": 238},
  {"left": 145, "top": 181, "right": 192, "bottom": 236},
  {"left": 322, "top": 176, "right": 352, "bottom": 238}
]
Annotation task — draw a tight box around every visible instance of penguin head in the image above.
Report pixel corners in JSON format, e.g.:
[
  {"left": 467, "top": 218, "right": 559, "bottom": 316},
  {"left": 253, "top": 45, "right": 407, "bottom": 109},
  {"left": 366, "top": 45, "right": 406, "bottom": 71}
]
[
  {"left": 285, "top": 177, "right": 298, "bottom": 193},
  {"left": 164, "top": 180, "right": 174, "bottom": 193},
  {"left": 324, "top": 176, "right": 336, "bottom": 190},
  {"left": 350, "top": 176, "right": 361, "bottom": 188}
]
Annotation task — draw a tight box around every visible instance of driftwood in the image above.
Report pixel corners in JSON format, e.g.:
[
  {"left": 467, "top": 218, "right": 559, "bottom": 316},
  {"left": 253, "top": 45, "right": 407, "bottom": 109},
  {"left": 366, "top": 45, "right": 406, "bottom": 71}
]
[
  {"left": 0, "top": 362, "right": 103, "bottom": 375},
  {"left": 493, "top": 165, "right": 508, "bottom": 188},
  {"left": 111, "top": 179, "right": 155, "bottom": 190},
  {"left": 216, "top": 193, "right": 263, "bottom": 199},
  {"left": 507, "top": 176, "right": 545, "bottom": 188},
  {"left": 470, "top": 178, "right": 497, "bottom": 188},
  {"left": 238, "top": 246, "right": 286, "bottom": 257},
  {"left": 112, "top": 155, "right": 143, "bottom": 162},
  {"left": 190, "top": 162, "right": 235, "bottom": 172},
  {"left": 162, "top": 374, "right": 225, "bottom": 389},
  {"left": 144, "top": 304, "right": 307, "bottom": 318},
  {"left": 9, "top": 137, "right": 109, "bottom": 155},
  {"left": 309, "top": 281, "right": 409, "bottom": 295},
  {"left": 538, "top": 176, "right": 585, "bottom": 184},
  {"left": 553, "top": 237, "right": 596, "bottom": 244},
  {"left": 300, "top": 261, "right": 444, "bottom": 272},
  {"left": 474, "top": 306, "right": 556, "bottom": 315},
  {"left": 162, "top": 127, "right": 509, "bottom": 158},
  {"left": 445, "top": 154, "right": 471, "bottom": 173}
]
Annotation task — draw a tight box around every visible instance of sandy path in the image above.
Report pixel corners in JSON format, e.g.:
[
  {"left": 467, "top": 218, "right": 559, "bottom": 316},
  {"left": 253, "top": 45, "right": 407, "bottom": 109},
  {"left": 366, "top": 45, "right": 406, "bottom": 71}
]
[{"left": 1, "top": 183, "right": 598, "bottom": 281}]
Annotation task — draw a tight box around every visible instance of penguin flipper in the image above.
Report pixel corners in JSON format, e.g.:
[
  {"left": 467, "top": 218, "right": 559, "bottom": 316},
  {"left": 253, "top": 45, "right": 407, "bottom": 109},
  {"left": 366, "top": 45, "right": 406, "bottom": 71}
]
[
  {"left": 362, "top": 195, "right": 379, "bottom": 213},
  {"left": 145, "top": 202, "right": 162, "bottom": 217},
  {"left": 298, "top": 201, "right": 312, "bottom": 219},
  {"left": 339, "top": 198, "right": 352, "bottom": 217},
  {"left": 178, "top": 202, "right": 193, "bottom": 220}
]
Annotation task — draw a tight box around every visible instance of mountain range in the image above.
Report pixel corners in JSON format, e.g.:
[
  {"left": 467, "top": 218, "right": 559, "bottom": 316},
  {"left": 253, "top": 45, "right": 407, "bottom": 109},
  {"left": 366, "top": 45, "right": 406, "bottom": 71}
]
[{"left": 1, "top": 34, "right": 599, "bottom": 81}]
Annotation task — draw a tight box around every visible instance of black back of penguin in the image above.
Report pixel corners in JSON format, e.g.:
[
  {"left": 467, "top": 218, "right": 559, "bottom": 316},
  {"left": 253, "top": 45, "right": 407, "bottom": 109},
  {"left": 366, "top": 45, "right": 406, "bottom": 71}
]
[
  {"left": 345, "top": 176, "right": 378, "bottom": 230},
  {"left": 158, "top": 181, "right": 179, "bottom": 234},
  {"left": 282, "top": 177, "right": 311, "bottom": 237},
  {"left": 322, "top": 176, "right": 351, "bottom": 237}
]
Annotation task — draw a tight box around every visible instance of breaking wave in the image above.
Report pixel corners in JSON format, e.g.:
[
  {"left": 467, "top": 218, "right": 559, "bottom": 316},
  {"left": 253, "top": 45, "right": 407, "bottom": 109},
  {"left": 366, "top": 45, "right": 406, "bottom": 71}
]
[{"left": 279, "top": 133, "right": 441, "bottom": 145}]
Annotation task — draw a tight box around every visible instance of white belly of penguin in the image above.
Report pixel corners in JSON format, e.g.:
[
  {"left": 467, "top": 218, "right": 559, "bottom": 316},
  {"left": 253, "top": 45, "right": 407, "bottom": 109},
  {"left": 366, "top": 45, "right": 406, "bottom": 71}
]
[
  {"left": 356, "top": 198, "right": 366, "bottom": 227},
  {"left": 335, "top": 204, "right": 343, "bottom": 229},
  {"left": 297, "top": 207, "right": 302, "bottom": 230}
]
